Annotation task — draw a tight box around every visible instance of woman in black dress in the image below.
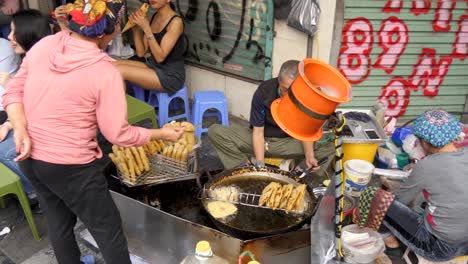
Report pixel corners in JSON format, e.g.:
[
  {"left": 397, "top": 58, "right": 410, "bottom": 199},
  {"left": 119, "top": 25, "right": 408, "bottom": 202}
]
[{"left": 114, "top": 0, "right": 185, "bottom": 94}]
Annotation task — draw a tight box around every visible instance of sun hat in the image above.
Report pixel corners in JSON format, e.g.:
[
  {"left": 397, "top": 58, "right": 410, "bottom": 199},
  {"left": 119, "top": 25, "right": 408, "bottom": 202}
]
[
  {"left": 67, "top": 0, "right": 125, "bottom": 37},
  {"left": 412, "top": 110, "right": 462, "bottom": 148}
]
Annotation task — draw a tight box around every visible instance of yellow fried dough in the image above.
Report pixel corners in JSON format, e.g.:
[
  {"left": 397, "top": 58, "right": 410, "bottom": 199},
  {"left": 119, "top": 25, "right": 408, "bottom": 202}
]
[
  {"left": 174, "top": 144, "right": 184, "bottom": 160},
  {"left": 109, "top": 153, "right": 129, "bottom": 176},
  {"left": 293, "top": 184, "right": 307, "bottom": 211},
  {"left": 137, "top": 146, "right": 150, "bottom": 171},
  {"left": 207, "top": 201, "right": 238, "bottom": 219},
  {"left": 286, "top": 188, "right": 300, "bottom": 214},
  {"left": 266, "top": 183, "right": 282, "bottom": 208},
  {"left": 259, "top": 182, "right": 277, "bottom": 207},
  {"left": 180, "top": 147, "right": 189, "bottom": 162},
  {"left": 121, "top": 3, "right": 149, "bottom": 33},
  {"left": 165, "top": 145, "right": 174, "bottom": 158},
  {"left": 130, "top": 147, "right": 144, "bottom": 172},
  {"left": 125, "top": 148, "right": 141, "bottom": 176},
  {"left": 143, "top": 144, "right": 150, "bottom": 155},
  {"left": 123, "top": 150, "right": 136, "bottom": 177},
  {"left": 279, "top": 184, "right": 294, "bottom": 209},
  {"left": 181, "top": 121, "right": 195, "bottom": 132},
  {"left": 112, "top": 145, "right": 120, "bottom": 155}
]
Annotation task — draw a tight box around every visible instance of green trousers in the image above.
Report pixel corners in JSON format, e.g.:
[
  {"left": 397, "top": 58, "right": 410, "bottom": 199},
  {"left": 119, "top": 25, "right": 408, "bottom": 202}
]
[{"left": 207, "top": 124, "right": 335, "bottom": 176}]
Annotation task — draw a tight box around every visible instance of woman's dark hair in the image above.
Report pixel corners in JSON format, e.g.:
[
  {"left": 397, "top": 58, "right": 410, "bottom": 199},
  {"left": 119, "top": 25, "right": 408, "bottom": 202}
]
[
  {"left": 11, "top": 9, "right": 51, "bottom": 52},
  {"left": 169, "top": 1, "right": 176, "bottom": 11}
]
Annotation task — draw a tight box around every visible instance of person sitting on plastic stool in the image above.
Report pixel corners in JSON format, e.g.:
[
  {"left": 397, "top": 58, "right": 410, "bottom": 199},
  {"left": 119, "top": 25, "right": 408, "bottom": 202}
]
[
  {"left": 113, "top": 0, "right": 185, "bottom": 95},
  {"left": 0, "top": 10, "right": 51, "bottom": 207},
  {"left": 208, "top": 60, "right": 335, "bottom": 178},
  {"left": 378, "top": 110, "right": 468, "bottom": 261}
]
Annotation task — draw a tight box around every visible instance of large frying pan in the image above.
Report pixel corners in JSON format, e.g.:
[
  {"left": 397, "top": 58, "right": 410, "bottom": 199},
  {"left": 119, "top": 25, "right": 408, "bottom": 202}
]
[{"left": 201, "top": 166, "right": 318, "bottom": 240}]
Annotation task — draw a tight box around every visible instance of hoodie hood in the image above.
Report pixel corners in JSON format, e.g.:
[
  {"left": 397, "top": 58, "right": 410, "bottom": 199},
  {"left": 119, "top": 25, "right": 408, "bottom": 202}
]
[{"left": 49, "top": 31, "right": 112, "bottom": 73}]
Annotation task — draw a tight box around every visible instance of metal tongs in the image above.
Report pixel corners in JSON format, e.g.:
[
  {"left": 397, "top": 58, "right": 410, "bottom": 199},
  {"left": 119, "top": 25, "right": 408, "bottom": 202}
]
[{"left": 292, "top": 157, "right": 329, "bottom": 178}]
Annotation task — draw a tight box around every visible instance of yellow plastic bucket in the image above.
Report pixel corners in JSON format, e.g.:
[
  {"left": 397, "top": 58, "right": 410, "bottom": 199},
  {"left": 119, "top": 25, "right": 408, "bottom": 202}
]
[{"left": 342, "top": 143, "right": 379, "bottom": 165}]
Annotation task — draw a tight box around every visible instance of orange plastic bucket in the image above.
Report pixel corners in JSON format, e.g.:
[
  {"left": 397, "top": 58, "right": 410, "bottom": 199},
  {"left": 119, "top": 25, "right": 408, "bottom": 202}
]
[{"left": 271, "top": 59, "right": 352, "bottom": 141}]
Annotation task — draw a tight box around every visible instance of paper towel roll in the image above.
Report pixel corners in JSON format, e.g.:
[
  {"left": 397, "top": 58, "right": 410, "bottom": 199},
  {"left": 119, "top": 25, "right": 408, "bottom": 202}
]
[{"left": 279, "top": 159, "right": 295, "bottom": 171}]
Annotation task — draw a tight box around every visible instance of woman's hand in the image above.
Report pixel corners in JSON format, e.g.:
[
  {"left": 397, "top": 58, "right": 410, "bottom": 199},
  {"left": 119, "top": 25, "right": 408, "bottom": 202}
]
[
  {"left": 130, "top": 10, "right": 151, "bottom": 33},
  {"left": 54, "top": 5, "right": 68, "bottom": 21},
  {"left": 13, "top": 126, "right": 31, "bottom": 162},
  {"left": 0, "top": 123, "right": 11, "bottom": 142},
  {"left": 1, "top": 0, "right": 20, "bottom": 15},
  {"left": 0, "top": 72, "right": 10, "bottom": 87},
  {"left": 160, "top": 126, "right": 185, "bottom": 142}
]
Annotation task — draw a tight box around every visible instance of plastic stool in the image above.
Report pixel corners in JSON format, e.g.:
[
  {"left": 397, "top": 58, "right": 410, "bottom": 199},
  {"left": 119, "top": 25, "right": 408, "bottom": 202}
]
[
  {"left": 127, "top": 82, "right": 147, "bottom": 102},
  {"left": 126, "top": 95, "right": 158, "bottom": 128},
  {"left": 147, "top": 86, "right": 190, "bottom": 126},
  {"left": 191, "top": 90, "right": 229, "bottom": 138},
  {"left": 0, "top": 164, "right": 41, "bottom": 241}
]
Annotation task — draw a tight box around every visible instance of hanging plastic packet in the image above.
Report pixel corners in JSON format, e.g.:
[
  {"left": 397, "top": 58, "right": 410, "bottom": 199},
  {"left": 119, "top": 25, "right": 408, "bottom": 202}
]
[
  {"left": 287, "top": 0, "right": 320, "bottom": 36},
  {"left": 107, "top": 28, "right": 135, "bottom": 59},
  {"left": 402, "top": 134, "right": 426, "bottom": 160}
]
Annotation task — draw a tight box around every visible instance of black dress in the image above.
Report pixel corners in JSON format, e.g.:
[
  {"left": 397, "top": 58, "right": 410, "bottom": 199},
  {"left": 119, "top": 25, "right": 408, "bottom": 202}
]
[{"left": 146, "top": 14, "right": 185, "bottom": 95}]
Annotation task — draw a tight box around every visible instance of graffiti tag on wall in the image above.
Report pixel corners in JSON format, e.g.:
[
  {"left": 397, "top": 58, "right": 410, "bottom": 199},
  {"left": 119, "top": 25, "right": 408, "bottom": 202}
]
[
  {"left": 177, "top": 0, "right": 273, "bottom": 80},
  {"left": 127, "top": 0, "right": 273, "bottom": 81},
  {"left": 337, "top": 0, "right": 468, "bottom": 117}
]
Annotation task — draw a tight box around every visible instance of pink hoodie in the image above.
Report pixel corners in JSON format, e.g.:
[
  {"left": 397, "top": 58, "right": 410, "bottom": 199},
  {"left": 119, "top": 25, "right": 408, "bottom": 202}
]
[{"left": 3, "top": 31, "right": 150, "bottom": 164}]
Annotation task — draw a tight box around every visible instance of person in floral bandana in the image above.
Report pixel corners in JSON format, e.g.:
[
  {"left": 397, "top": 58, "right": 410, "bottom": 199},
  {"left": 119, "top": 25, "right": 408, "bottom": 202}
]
[
  {"left": 379, "top": 110, "right": 468, "bottom": 261},
  {"left": 3, "top": 1, "right": 183, "bottom": 263}
]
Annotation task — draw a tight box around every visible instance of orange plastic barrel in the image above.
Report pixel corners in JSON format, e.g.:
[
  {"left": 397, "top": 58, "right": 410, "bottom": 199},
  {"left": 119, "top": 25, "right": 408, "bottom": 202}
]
[{"left": 271, "top": 59, "right": 352, "bottom": 141}]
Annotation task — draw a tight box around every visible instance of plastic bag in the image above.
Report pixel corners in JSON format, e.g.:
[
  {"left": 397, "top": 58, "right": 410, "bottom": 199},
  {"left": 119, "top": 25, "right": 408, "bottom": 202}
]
[
  {"left": 391, "top": 126, "right": 413, "bottom": 147},
  {"left": 107, "top": 30, "right": 135, "bottom": 59},
  {"left": 287, "top": 0, "right": 320, "bottom": 36},
  {"left": 402, "top": 134, "right": 426, "bottom": 160}
]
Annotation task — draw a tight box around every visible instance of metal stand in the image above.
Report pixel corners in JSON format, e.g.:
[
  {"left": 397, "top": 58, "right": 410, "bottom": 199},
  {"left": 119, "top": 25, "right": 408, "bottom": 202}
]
[{"left": 328, "top": 112, "right": 347, "bottom": 259}]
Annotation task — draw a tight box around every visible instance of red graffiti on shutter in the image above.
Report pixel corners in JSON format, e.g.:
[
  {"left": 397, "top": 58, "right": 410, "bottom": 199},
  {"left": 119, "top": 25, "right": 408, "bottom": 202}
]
[
  {"left": 374, "top": 16, "right": 409, "bottom": 74},
  {"left": 411, "top": 0, "right": 431, "bottom": 16},
  {"left": 452, "top": 15, "right": 468, "bottom": 60},
  {"left": 383, "top": 0, "right": 403, "bottom": 13},
  {"left": 408, "top": 48, "right": 452, "bottom": 97},
  {"left": 378, "top": 77, "right": 411, "bottom": 117},
  {"left": 338, "top": 18, "right": 374, "bottom": 84},
  {"left": 433, "top": 0, "right": 456, "bottom": 32}
]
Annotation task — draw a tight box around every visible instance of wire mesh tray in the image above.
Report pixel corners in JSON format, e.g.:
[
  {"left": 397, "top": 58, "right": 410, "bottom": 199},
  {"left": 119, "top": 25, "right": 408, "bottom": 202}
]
[
  {"left": 114, "top": 146, "right": 199, "bottom": 187},
  {"left": 200, "top": 186, "right": 314, "bottom": 215}
]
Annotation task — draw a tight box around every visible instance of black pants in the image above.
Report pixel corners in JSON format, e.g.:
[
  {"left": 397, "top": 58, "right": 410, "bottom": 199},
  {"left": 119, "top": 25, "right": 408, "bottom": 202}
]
[
  {"left": 20, "top": 159, "right": 131, "bottom": 264},
  {"left": 0, "top": 111, "right": 8, "bottom": 124},
  {"left": 379, "top": 200, "right": 468, "bottom": 261}
]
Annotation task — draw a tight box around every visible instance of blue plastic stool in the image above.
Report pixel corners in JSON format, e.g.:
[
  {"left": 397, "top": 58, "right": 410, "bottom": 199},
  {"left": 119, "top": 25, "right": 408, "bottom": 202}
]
[
  {"left": 147, "top": 86, "right": 190, "bottom": 126},
  {"left": 191, "top": 90, "right": 229, "bottom": 138},
  {"left": 80, "top": 255, "right": 95, "bottom": 264},
  {"left": 127, "top": 82, "right": 147, "bottom": 102}
]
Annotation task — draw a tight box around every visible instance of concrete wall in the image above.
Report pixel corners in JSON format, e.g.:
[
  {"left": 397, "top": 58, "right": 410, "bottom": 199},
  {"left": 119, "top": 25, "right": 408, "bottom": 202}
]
[{"left": 186, "top": 2, "right": 337, "bottom": 120}]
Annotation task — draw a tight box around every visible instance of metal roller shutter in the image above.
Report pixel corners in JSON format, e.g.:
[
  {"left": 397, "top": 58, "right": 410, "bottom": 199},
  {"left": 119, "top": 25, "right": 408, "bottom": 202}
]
[{"left": 335, "top": 0, "right": 468, "bottom": 122}]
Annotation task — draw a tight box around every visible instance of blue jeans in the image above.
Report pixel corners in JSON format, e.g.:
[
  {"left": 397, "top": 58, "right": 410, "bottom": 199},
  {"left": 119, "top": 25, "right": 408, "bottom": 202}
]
[
  {"left": 380, "top": 200, "right": 468, "bottom": 261},
  {"left": 0, "top": 24, "right": 11, "bottom": 39},
  {"left": 0, "top": 131, "right": 35, "bottom": 196}
]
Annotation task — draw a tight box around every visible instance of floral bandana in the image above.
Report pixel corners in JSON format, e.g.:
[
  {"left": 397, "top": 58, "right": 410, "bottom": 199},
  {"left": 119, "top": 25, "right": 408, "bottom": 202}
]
[
  {"left": 67, "top": 0, "right": 125, "bottom": 37},
  {"left": 413, "top": 110, "right": 462, "bottom": 148}
]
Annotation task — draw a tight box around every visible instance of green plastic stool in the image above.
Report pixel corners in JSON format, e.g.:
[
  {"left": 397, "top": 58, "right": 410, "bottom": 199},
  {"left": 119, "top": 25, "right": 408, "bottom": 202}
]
[
  {"left": 0, "top": 163, "right": 41, "bottom": 241},
  {"left": 127, "top": 95, "right": 158, "bottom": 128}
]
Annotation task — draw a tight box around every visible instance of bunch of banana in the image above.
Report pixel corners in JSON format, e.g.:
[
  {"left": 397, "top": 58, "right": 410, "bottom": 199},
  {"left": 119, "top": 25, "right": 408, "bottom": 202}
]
[{"left": 109, "top": 145, "right": 150, "bottom": 183}]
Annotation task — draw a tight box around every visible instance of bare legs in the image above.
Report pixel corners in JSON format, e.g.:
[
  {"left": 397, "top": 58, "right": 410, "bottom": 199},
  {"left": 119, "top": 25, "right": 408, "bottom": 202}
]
[
  {"left": 113, "top": 60, "right": 164, "bottom": 92},
  {"left": 384, "top": 235, "right": 400, "bottom": 248}
]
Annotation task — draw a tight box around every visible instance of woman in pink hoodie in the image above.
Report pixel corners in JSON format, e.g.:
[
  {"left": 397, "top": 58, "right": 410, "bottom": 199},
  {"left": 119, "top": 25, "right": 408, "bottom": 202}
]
[{"left": 3, "top": 1, "right": 183, "bottom": 264}]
